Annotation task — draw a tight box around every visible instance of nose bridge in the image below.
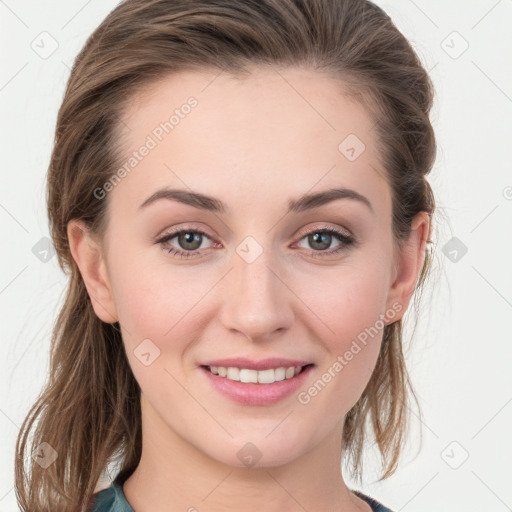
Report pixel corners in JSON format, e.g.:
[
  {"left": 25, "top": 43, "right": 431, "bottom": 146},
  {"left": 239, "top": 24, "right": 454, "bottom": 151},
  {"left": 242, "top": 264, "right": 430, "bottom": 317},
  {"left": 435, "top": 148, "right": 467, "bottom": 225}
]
[{"left": 220, "top": 239, "right": 293, "bottom": 340}]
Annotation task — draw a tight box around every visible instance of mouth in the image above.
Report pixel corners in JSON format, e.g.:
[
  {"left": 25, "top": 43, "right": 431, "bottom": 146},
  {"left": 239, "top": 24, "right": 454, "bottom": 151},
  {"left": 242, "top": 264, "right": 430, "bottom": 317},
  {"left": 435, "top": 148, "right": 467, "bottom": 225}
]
[
  {"left": 201, "top": 364, "right": 314, "bottom": 384},
  {"left": 199, "top": 361, "right": 315, "bottom": 406}
]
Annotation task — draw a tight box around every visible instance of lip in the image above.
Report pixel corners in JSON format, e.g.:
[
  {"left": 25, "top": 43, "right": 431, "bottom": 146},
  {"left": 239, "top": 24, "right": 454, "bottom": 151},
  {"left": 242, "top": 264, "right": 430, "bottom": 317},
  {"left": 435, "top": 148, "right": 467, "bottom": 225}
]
[
  {"left": 200, "top": 363, "right": 314, "bottom": 406},
  {"left": 199, "top": 357, "right": 312, "bottom": 371}
]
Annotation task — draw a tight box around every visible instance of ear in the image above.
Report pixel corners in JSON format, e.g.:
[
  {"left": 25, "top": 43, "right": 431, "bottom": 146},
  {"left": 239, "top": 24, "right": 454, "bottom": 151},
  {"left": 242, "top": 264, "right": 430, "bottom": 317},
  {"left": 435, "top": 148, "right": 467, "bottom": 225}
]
[
  {"left": 385, "top": 211, "right": 431, "bottom": 321},
  {"left": 67, "top": 219, "right": 119, "bottom": 324}
]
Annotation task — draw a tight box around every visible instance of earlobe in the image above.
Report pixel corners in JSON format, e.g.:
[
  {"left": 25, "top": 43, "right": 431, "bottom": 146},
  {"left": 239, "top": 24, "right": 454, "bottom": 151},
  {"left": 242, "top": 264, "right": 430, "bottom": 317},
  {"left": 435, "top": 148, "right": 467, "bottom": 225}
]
[
  {"left": 67, "top": 219, "right": 119, "bottom": 324},
  {"left": 385, "top": 212, "right": 431, "bottom": 321}
]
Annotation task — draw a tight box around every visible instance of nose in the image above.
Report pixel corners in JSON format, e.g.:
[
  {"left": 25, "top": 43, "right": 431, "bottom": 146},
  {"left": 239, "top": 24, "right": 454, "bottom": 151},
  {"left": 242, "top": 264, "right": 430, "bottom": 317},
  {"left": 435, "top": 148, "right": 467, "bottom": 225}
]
[{"left": 219, "top": 246, "right": 295, "bottom": 342}]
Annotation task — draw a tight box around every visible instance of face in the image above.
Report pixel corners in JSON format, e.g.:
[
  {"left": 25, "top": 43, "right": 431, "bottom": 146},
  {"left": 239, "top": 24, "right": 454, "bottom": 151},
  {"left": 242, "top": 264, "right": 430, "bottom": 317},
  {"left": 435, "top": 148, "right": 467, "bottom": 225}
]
[{"left": 72, "top": 67, "right": 424, "bottom": 469}]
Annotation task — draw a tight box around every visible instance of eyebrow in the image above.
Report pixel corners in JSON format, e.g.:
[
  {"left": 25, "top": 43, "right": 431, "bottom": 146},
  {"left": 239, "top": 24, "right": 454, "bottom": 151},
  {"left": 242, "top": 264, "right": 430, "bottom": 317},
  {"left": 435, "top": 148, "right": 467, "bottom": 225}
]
[{"left": 139, "top": 187, "right": 373, "bottom": 214}]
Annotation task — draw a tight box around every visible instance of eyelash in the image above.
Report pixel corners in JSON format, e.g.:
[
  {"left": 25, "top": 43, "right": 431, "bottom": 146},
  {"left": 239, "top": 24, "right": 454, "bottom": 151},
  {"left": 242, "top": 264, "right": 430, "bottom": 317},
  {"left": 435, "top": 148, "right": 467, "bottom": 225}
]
[{"left": 155, "top": 226, "right": 355, "bottom": 260}]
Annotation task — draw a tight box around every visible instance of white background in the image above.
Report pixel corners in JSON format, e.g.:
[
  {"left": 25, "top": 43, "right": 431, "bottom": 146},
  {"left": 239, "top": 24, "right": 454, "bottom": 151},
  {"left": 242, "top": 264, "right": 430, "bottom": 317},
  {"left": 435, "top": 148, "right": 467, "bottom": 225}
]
[{"left": 1, "top": 1, "right": 511, "bottom": 511}]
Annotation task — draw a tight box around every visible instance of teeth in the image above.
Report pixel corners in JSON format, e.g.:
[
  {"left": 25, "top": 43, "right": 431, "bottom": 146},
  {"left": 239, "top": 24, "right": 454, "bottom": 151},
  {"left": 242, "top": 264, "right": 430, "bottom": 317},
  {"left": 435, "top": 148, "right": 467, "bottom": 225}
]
[
  {"left": 274, "top": 367, "right": 286, "bottom": 381},
  {"left": 240, "top": 369, "right": 258, "bottom": 383},
  {"left": 257, "top": 369, "right": 275, "bottom": 384},
  {"left": 226, "top": 367, "right": 239, "bottom": 380},
  {"left": 207, "top": 365, "right": 305, "bottom": 384}
]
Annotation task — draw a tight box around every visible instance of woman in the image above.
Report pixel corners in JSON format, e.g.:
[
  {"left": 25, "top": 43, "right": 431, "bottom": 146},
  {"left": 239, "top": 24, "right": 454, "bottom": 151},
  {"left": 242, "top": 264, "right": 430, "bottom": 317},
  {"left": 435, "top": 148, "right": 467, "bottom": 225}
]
[{"left": 15, "top": 0, "right": 436, "bottom": 510}]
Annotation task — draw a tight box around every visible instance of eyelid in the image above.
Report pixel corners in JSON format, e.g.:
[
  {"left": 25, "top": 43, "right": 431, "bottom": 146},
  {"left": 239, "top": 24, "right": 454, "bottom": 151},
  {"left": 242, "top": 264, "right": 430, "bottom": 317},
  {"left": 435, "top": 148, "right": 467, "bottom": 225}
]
[
  {"left": 155, "top": 223, "right": 215, "bottom": 241},
  {"left": 155, "top": 223, "right": 352, "bottom": 244},
  {"left": 293, "top": 223, "right": 353, "bottom": 241},
  {"left": 156, "top": 222, "right": 356, "bottom": 258}
]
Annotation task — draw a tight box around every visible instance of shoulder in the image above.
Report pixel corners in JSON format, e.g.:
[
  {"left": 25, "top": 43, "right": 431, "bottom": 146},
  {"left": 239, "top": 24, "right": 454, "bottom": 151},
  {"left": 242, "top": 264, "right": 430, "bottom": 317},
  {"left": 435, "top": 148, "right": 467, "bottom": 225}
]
[
  {"left": 89, "top": 480, "right": 134, "bottom": 512},
  {"left": 352, "top": 489, "right": 395, "bottom": 512}
]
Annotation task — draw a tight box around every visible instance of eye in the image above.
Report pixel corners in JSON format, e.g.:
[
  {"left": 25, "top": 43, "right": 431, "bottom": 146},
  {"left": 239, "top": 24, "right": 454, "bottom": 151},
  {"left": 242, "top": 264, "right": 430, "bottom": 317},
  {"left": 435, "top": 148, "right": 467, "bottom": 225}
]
[
  {"left": 294, "top": 227, "right": 355, "bottom": 258},
  {"left": 155, "top": 225, "right": 355, "bottom": 260},
  {"left": 156, "top": 228, "right": 216, "bottom": 259}
]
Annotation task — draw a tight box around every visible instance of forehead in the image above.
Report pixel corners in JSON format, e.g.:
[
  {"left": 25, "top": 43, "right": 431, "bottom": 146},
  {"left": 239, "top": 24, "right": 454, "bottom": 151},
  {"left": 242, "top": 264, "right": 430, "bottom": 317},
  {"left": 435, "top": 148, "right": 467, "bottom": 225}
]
[{"left": 110, "top": 66, "right": 390, "bottom": 219}]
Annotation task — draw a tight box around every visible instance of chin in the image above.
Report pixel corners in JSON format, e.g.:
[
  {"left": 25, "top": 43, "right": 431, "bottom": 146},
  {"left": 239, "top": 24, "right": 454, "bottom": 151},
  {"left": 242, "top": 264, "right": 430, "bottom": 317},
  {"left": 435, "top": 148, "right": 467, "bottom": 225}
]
[{"left": 199, "top": 431, "right": 310, "bottom": 470}]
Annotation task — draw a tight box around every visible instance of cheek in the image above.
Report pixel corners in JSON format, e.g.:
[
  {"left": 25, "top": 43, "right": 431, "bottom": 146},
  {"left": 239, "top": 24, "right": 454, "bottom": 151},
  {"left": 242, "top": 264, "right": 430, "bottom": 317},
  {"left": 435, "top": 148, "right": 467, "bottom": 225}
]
[
  {"left": 295, "top": 257, "right": 391, "bottom": 410},
  {"left": 301, "top": 254, "right": 391, "bottom": 343},
  {"left": 333, "top": 272, "right": 388, "bottom": 339},
  {"left": 107, "top": 250, "right": 215, "bottom": 354},
  {"left": 106, "top": 249, "right": 167, "bottom": 348}
]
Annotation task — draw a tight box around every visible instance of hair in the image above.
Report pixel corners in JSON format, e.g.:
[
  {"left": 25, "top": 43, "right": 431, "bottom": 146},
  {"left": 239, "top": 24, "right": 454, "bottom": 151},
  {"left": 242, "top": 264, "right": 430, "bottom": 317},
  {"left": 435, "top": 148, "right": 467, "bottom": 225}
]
[{"left": 15, "top": 0, "right": 436, "bottom": 510}]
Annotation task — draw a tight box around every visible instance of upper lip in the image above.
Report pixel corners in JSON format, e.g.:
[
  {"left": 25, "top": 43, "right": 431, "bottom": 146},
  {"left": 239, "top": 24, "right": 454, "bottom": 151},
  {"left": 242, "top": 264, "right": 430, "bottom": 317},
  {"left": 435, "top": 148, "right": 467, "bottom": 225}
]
[{"left": 200, "top": 358, "right": 313, "bottom": 371}]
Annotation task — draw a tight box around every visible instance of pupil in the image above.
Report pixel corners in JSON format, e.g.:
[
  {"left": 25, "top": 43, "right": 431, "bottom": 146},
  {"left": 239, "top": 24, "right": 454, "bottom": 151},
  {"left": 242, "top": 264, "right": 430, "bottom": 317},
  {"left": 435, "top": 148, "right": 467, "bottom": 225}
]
[
  {"left": 180, "top": 232, "right": 201, "bottom": 250},
  {"left": 310, "top": 232, "right": 330, "bottom": 250}
]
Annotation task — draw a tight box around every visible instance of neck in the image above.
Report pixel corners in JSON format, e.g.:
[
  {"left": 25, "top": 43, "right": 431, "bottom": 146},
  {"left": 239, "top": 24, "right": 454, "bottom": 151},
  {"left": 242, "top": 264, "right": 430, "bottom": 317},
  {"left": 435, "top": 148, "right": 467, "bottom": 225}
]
[{"left": 123, "top": 395, "right": 370, "bottom": 512}]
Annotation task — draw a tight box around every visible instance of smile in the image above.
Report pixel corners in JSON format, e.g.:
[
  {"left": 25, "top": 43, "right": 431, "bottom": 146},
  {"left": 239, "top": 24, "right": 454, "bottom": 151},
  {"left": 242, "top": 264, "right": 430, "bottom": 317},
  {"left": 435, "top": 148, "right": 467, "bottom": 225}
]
[
  {"left": 205, "top": 365, "right": 311, "bottom": 384},
  {"left": 200, "top": 363, "right": 315, "bottom": 406}
]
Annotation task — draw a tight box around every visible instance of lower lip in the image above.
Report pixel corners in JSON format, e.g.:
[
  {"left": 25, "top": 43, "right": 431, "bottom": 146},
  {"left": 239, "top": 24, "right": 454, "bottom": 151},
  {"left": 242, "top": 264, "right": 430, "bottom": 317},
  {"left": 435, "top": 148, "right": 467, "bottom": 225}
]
[{"left": 200, "top": 365, "right": 314, "bottom": 406}]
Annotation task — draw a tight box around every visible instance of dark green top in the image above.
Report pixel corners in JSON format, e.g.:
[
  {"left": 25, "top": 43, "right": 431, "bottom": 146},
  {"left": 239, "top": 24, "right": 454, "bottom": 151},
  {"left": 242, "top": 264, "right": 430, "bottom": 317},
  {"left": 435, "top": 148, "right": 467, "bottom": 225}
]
[{"left": 91, "top": 476, "right": 394, "bottom": 511}]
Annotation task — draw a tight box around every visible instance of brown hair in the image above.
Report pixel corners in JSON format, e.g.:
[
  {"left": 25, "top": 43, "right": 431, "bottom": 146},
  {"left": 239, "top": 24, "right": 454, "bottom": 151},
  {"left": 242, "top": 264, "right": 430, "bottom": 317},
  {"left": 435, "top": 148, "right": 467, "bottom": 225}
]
[{"left": 15, "top": 0, "right": 436, "bottom": 509}]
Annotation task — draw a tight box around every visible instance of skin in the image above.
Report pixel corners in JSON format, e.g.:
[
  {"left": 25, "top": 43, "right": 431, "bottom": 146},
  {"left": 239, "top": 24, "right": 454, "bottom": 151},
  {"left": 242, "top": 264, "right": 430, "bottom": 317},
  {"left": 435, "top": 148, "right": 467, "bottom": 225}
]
[{"left": 68, "top": 66, "right": 429, "bottom": 512}]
